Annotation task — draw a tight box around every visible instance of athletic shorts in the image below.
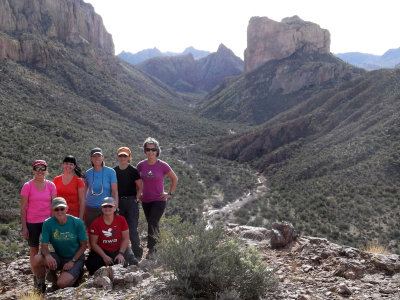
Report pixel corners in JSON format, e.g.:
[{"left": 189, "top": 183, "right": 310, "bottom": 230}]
[
  {"left": 50, "top": 252, "right": 85, "bottom": 279},
  {"left": 26, "top": 222, "right": 43, "bottom": 247}
]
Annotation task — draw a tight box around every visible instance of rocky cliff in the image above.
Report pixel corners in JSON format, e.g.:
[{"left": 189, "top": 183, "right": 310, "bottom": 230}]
[
  {"left": 244, "top": 16, "right": 330, "bottom": 73},
  {"left": 0, "top": 0, "right": 114, "bottom": 65},
  {"left": 2, "top": 223, "right": 399, "bottom": 299},
  {"left": 136, "top": 44, "right": 243, "bottom": 93}
]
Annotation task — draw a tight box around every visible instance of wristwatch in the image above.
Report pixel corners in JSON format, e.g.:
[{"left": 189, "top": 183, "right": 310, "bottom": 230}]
[
  {"left": 168, "top": 192, "right": 173, "bottom": 196},
  {"left": 72, "top": 257, "right": 76, "bottom": 263}
]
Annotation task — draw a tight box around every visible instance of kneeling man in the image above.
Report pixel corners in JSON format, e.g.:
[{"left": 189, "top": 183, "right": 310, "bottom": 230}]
[{"left": 32, "top": 197, "right": 87, "bottom": 292}]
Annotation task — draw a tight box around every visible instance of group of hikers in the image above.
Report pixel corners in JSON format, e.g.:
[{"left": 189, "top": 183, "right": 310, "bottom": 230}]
[{"left": 20, "top": 137, "right": 178, "bottom": 293}]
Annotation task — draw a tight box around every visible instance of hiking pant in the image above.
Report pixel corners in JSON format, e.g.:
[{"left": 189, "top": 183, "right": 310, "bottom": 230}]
[{"left": 141, "top": 201, "right": 166, "bottom": 249}]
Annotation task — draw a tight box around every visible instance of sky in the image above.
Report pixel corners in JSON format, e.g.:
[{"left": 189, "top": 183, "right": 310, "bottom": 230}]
[{"left": 84, "top": 0, "right": 400, "bottom": 58}]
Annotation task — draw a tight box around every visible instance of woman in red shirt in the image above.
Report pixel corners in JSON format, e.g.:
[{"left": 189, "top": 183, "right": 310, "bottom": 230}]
[
  {"left": 85, "top": 197, "right": 138, "bottom": 275},
  {"left": 53, "top": 155, "right": 86, "bottom": 219}
]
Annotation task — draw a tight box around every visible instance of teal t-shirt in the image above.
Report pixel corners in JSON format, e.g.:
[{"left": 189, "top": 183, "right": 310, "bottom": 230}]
[{"left": 41, "top": 215, "right": 87, "bottom": 258}]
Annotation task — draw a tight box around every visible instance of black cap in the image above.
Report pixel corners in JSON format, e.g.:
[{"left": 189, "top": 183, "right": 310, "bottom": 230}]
[{"left": 90, "top": 147, "right": 103, "bottom": 157}]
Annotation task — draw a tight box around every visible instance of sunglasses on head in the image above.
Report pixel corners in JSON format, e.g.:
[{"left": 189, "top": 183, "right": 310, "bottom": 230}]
[
  {"left": 34, "top": 167, "right": 47, "bottom": 172},
  {"left": 102, "top": 205, "right": 114, "bottom": 208},
  {"left": 145, "top": 148, "right": 157, "bottom": 152},
  {"left": 54, "top": 207, "right": 65, "bottom": 212}
]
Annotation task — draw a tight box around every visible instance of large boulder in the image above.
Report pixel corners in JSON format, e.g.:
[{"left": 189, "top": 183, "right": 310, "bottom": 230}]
[{"left": 244, "top": 15, "right": 330, "bottom": 73}]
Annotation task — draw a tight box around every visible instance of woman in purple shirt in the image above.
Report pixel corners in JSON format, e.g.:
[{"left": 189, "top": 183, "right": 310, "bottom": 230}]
[{"left": 137, "top": 137, "right": 178, "bottom": 258}]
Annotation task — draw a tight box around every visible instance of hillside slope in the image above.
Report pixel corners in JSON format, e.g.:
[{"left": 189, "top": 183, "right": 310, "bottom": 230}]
[
  {"left": 204, "top": 68, "right": 400, "bottom": 253},
  {"left": 196, "top": 50, "right": 364, "bottom": 125},
  {"left": 0, "top": 0, "right": 252, "bottom": 228}
]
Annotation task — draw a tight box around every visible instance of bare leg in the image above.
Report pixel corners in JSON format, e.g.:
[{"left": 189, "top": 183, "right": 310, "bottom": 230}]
[
  {"left": 29, "top": 246, "right": 39, "bottom": 269},
  {"left": 57, "top": 271, "right": 76, "bottom": 288},
  {"left": 31, "top": 253, "right": 46, "bottom": 278}
]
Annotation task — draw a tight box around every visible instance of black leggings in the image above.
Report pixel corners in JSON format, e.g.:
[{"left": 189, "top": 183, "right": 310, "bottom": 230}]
[{"left": 141, "top": 201, "right": 166, "bottom": 249}]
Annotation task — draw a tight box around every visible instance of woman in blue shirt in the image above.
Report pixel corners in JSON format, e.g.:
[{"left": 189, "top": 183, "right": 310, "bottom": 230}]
[{"left": 84, "top": 147, "right": 118, "bottom": 228}]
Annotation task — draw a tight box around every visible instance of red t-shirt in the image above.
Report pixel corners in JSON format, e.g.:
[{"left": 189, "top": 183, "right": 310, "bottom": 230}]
[
  {"left": 53, "top": 175, "right": 85, "bottom": 217},
  {"left": 88, "top": 215, "right": 129, "bottom": 253}
]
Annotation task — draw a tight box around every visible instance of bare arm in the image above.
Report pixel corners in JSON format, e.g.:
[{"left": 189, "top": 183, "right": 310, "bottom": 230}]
[
  {"left": 161, "top": 170, "right": 178, "bottom": 200},
  {"left": 114, "top": 230, "right": 130, "bottom": 264},
  {"left": 90, "top": 234, "right": 113, "bottom": 265},
  {"left": 63, "top": 240, "right": 87, "bottom": 271},
  {"left": 41, "top": 242, "right": 57, "bottom": 270},
  {"left": 78, "top": 187, "right": 85, "bottom": 220},
  {"left": 111, "top": 182, "right": 118, "bottom": 207},
  {"left": 20, "top": 195, "right": 29, "bottom": 239},
  {"left": 135, "top": 179, "right": 143, "bottom": 200},
  {"left": 167, "top": 170, "right": 178, "bottom": 195},
  {"left": 50, "top": 194, "right": 56, "bottom": 216}
]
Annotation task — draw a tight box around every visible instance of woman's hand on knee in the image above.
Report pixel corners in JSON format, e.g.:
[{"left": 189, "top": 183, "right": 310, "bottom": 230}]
[{"left": 102, "top": 255, "right": 113, "bottom": 266}]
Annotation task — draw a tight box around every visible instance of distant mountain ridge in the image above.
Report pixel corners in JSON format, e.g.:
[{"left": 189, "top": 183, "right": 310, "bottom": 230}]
[
  {"left": 135, "top": 44, "right": 243, "bottom": 93},
  {"left": 335, "top": 47, "right": 400, "bottom": 70},
  {"left": 118, "top": 46, "right": 210, "bottom": 65}
]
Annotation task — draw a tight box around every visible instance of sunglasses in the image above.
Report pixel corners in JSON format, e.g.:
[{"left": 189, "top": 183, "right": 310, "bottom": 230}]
[
  {"left": 54, "top": 207, "right": 65, "bottom": 212},
  {"left": 145, "top": 148, "right": 157, "bottom": 152},
  {"left": 34, "top": 167, "right": 47, "bottom": 172},
  {"left": 102, "top": 205, "right": 114, "bottom": 208},
  {"left": 118, "top": 155, "right": 128, "bottom": 158}
]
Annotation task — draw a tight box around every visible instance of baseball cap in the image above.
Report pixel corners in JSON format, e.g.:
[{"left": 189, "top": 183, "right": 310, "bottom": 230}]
[
  {"left": 101, "top": 197, "right": 116, "bottom": 207},
  {"left": 52, "top": 197, "right": 67, "bottom": 209},
  {"left": 117, "top": 146, "right": 131, "bottom": 157},
  {"left": 90, "top": 147, "right": 103, "bottom": 157}
]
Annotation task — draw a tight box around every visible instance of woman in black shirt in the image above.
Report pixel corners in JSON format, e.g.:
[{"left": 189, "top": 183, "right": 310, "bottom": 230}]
[{"left": 114, "top": 146, "right": 143, "bottom": 260}]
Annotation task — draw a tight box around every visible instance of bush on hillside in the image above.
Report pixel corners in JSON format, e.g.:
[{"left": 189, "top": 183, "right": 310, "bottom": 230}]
[{"left": 155, "top": 219, "right": 277, "bottom": 299}]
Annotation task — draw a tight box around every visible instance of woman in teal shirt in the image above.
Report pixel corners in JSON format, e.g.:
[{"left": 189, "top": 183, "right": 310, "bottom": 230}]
[{"left": 84, "top": 147, "right": 118, "bottom": 228}]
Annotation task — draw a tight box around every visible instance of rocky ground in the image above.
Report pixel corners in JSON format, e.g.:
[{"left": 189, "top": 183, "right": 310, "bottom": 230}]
[{"left": 1, "top": 223, "right": 400, "bottom": 300}]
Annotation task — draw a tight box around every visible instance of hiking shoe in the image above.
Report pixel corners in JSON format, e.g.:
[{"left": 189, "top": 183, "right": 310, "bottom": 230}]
[
  {"left": 46, "top": 269, "right": 58, "bottom": 286},
  {"left": 128, "top": 255, "right": 139, "bottom": 265},
  {"left": 73, "top": 270, "right": 84, "bottom": 287},
  {"left": 33, "top": 275, "right": 46, "bottom": 294},
  {"left": 133, "top": 246, "right": 143, "bottom": 261},
  {"left": 145, "top": 248, "right": 156, "bottom": 260}
]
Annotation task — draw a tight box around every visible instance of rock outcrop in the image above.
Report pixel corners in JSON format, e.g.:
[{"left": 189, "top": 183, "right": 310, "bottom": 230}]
[
  {"left": 136, "top": 44, "right": 243, "bottom": 92},
  {"left": 0, "top": 0, "right": 114, "bottom": 65},
  {"left": 2, "top": 223, "right": 400, "bottom": 299},
  {"left": 244, "top": 16, "right": 330, "bottom": 73}
]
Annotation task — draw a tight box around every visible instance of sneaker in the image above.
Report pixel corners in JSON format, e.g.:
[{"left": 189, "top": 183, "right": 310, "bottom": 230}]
[{"left": 33, "top": 275, "right": 46, "bottom": 294}]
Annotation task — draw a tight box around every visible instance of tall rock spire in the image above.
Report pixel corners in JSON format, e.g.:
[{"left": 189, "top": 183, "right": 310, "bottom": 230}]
[{"left": 244, "top": 16, "right": 330, "bottom": 73}]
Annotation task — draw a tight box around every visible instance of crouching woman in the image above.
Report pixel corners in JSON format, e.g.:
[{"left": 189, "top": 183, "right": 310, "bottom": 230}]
[
  {"left": 85, "top": 197, "right": 138, "bottom": 275},
  {"left": 31, "top": 197, "right": 87, "bottom": 292}
]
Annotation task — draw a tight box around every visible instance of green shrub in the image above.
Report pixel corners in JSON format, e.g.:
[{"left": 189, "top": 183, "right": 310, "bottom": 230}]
[
  {"left": 0, "top": 224, "right": 9, "bottom": 236},
  {"left": 156, "top": 219, "right": 277, "bottom": 299}
]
